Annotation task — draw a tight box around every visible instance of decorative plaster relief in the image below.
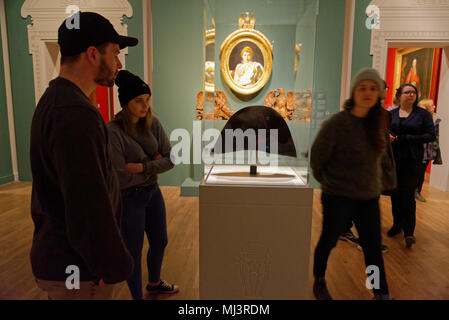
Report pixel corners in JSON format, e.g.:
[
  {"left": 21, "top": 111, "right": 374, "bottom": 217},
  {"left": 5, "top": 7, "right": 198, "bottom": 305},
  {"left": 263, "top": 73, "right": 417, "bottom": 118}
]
[
  {"left": 369, "top": 0, "right": 449, "bottom": 73},
  {"left": 21, "top": 0, "right": 133, "bottom": 104},
  {"left": 415, "top": 0, "right": 449, "bottom": 6},
  {"left": 372, "top": 0, "right": 449, "bottom": 7},
  {"left": 369, "top": 0, "right": 449, "bottom": 192}
]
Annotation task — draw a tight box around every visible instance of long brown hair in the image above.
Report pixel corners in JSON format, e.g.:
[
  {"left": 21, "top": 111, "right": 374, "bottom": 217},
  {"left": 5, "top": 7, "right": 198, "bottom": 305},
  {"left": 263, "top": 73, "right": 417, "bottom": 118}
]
[
  {"left": 114, "top": 99, "right": 153, "bottom": 138},
  {"left": 343, "top": 97, "right": 389, "bottom": 155}
]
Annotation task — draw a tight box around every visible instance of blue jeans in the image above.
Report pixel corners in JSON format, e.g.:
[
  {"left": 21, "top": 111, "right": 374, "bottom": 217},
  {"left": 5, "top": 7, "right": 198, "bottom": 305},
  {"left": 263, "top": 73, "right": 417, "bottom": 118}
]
[{"left": 121, "top": 184, "right": 168, "bottom": 300}]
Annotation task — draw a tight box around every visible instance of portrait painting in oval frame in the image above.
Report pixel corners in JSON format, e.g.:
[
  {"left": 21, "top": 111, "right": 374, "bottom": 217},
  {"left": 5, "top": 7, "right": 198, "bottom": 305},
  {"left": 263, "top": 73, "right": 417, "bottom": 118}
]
[{"left": 220, "top": 13, "right": 273, "bottom": 96}]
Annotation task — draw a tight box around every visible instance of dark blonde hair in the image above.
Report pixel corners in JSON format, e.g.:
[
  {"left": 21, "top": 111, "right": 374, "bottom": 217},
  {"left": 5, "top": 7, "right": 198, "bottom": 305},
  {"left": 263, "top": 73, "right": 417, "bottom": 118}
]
[
  {"left": 114, "top": 97, "right": 153, "bottom": 138},
  {"left": 418, "top": 99, "right": 434, "bottom": 115}
]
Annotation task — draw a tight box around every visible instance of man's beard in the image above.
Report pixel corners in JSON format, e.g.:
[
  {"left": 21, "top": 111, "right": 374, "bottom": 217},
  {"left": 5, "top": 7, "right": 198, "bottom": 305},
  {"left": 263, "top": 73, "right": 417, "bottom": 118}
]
[{"left": 94, "top": 56, "right": 116, "bottom": 87}]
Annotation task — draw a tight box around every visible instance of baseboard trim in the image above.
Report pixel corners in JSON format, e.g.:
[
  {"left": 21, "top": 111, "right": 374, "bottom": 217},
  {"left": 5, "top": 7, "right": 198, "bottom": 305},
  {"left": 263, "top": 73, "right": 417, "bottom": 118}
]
[{"left": 0, "top": 174, "right": 14, "bottom": 185}]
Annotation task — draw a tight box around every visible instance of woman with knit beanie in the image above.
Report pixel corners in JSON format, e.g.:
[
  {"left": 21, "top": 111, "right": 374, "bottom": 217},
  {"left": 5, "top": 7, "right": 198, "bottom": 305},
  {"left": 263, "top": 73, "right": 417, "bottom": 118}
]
[
  {"left": 108, "top": 70, "right": 178, "bottom": 300},
  {"left": 310, "top": 68, "right": 393, "bottom": 300}
]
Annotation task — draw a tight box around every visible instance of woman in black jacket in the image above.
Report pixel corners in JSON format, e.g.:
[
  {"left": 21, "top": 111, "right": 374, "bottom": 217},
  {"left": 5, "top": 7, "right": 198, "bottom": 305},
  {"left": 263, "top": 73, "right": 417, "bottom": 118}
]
[{"left": 388, "top": 83, "right": 435, "bottom": 248}]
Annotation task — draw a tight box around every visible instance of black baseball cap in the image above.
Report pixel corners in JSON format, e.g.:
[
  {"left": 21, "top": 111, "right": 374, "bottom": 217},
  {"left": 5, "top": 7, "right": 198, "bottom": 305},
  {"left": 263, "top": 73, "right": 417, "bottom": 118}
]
[{"left": 58, "top": 11, "right": 138, "bottom": 57}]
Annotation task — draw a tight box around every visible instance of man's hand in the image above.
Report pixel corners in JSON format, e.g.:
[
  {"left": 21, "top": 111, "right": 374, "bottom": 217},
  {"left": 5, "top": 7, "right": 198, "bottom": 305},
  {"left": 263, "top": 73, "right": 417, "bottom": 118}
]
[
  {"left": 153, "top": 153, "right": 163, "bottom": 160},
  {"left": 125, "top": 163, "right": 144, "bottom": 174}
]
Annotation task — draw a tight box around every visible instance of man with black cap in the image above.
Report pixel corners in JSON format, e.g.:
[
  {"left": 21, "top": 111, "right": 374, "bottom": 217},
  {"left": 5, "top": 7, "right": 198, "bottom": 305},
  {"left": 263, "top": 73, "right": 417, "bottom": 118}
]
[{"left": 29, "top": 11, "right": 138, "bottom": 299}]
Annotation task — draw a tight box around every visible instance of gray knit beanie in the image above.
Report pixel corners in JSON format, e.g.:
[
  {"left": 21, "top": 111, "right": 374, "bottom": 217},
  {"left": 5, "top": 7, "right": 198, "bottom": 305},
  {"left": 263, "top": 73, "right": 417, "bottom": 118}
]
[{"left": 350, "top": 68, "right": 386, "bottom": 99}]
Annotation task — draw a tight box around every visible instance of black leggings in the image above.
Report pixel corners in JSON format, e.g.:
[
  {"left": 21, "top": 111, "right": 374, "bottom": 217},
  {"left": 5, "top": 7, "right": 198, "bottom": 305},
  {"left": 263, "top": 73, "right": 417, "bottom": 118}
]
[
  {"left": 313, "top": 193, "right": 389, "bottom": 295},
  {"left": 416, "top": 161, "right": 430, "bottom": 194},
  {"left": 390, "top": 159, "right": 421, "bottom": 237}
]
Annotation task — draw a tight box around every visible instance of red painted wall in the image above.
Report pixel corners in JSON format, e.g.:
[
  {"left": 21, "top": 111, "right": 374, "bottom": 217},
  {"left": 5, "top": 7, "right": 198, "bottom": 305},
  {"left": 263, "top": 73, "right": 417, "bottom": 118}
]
[
  {"left": 384, "top": 48, "right": 443, "bottom": 175},
  {"left": 89, "top": 86, "right": 114, "bottom": 123},
  {"left": 385, "top": 48, "right": 398, "bottom": 108}
]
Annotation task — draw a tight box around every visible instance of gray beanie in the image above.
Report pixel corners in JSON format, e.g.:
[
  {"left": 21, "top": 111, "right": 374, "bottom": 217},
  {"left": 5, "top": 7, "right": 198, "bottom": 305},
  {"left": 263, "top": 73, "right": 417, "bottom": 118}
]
[{"left": 350, "top": 68, "right": 386, "bottom": 99}]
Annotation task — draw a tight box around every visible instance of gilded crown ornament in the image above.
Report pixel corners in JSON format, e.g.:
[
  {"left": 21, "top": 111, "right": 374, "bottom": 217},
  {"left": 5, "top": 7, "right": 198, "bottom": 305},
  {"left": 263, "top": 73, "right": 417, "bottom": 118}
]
[{"left": 238, "top": 12, "right": 255, "bottom": 29}]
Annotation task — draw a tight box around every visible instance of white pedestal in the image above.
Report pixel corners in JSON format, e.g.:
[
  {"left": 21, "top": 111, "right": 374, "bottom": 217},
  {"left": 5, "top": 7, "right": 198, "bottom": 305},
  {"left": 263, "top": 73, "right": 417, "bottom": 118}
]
[{"left": 199, "top": 165, "right": 313, "bottom": 300}]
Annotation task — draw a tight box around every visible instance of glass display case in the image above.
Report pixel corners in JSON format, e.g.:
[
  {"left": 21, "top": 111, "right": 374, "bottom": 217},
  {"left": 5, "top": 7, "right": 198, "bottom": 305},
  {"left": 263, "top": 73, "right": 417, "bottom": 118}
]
[
  {"left": 199, "top": 0, "right": 319, "bottom": 187},
  {"left": 199, "top": 1, "right": 319, "bottom": 299}
]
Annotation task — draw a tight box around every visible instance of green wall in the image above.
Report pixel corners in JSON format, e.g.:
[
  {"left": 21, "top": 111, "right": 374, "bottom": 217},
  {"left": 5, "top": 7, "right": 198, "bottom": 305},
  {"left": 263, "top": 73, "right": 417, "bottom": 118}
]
[
  {"left": 0, "top": 20, "right": 13, "bottom": 185},
  {"left": 123, "top": 0, "right": 144, "bottom": 79},
  {"left": 311, "top": 0, "right": 346, "bottom": 117},
  {"left": 308, "top": 0, "right": 346, "bottom": 188},
  {"left": 5, "top": 0, "right": 144, "bottom": 182},
  {"left": 5, "top": 0, "right": 33, "bottom": 181},
  {"left": 351, "top": 0, "right": 373, "bottom": 79},
  {"left": 294, "top": 0, "right": 318, "bottom": 92},
  {"left": 152, "top": 0, "right": 204, "bottom": 186}
]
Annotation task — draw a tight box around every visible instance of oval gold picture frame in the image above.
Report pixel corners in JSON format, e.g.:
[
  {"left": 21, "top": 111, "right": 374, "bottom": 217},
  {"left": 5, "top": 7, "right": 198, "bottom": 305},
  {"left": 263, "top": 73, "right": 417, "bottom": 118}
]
[
  {"left": 205, "top": 28, "right": 216, "bottom": 92},
  {"left": 220, "top": 29, "right": 273, "bottom": 96}
]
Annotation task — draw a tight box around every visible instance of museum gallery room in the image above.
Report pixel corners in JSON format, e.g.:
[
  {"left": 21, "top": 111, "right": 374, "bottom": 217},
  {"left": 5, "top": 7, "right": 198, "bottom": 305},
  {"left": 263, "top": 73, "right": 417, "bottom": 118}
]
[{"left": 0, "top": 0, "right": 448, "bottom": 301}]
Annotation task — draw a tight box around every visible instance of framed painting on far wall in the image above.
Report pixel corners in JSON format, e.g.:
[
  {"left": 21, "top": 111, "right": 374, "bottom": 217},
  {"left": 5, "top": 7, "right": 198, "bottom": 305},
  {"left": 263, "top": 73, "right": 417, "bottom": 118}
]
[{"left": 393, "top": 48, "right": 442, "bottom": 102}]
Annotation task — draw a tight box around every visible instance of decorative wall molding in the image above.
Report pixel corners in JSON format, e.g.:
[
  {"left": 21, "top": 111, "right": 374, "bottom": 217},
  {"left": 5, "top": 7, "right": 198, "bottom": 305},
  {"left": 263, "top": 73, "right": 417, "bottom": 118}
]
[
  {"left": 372, "top": 0, "right": 449, "bottom": 7},
  {"left": 21, "top": 0, "right": 133, "bottom": 104},
  {"left": 370, "top": 0, "right": 449, "bottom": 192},
  {"left": 370, "top": 0, "right": 449, "bottom": 74},
  {"left": 371, "top": 30, "right": 449, "bottom": 76},
  {"left": 414, "top": 0, "right": 449, "bottom": 6}
]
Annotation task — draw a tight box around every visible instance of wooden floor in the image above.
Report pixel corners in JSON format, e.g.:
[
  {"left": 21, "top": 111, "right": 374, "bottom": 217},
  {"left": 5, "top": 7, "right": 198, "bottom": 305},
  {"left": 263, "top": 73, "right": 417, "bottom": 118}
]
[{"left": 0, "top": 181, "right": 448, "bottom": 300}]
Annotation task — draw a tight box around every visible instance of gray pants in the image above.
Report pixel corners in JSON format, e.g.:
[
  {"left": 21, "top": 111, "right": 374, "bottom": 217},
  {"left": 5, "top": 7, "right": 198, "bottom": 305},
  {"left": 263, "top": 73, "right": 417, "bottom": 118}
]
[{"left": 36, "top": 278, "right": 116, "bottom": 300}]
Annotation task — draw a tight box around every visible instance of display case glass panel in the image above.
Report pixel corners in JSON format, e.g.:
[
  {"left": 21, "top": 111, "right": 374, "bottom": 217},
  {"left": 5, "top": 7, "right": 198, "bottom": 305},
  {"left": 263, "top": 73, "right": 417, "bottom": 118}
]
[{"left": 200, "top": 0, "right": 319, "bottom": 186}]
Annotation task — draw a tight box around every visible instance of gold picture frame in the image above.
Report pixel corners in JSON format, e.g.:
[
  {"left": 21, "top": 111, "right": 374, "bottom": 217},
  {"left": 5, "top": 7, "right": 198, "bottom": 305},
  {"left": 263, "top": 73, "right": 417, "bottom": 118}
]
[
  {"left": 393, "top": 48, "right": 441, "bottom": 100},
  {"left": 220, "top": 13, "right": 273, "bottom": 96},
  {"left": 204, "top": 27, "right": 215, "bottom": 93}
]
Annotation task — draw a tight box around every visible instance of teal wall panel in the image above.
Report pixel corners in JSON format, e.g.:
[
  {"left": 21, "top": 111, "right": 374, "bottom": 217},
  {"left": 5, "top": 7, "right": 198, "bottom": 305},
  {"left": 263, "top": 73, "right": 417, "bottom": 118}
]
[
  {"left": 308, "top": 0, "right": 346, "bottom": 188},
  {"left": 152, "top": 0, "right": 204, "bottom": 186},
  {"left": 214, "top": 0, "right": 301, "bottom": 25},
  {"left": 294, "top": 0, "right": 318, "bottom": 92},
  {"left": 351, "top": 0, "right": 373, "bottom": 79},
  {"left": 312, "top": 0, "right": 346, "bottom": 116},
  {"left": 5, "top": 0, "right": 33, "bottom": 181},
  {"left": 0, "top": 19, "right": 13, "bottom": 185},
  {"left": 123, "top": 0, "right": 144, "bottom": 79}
]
